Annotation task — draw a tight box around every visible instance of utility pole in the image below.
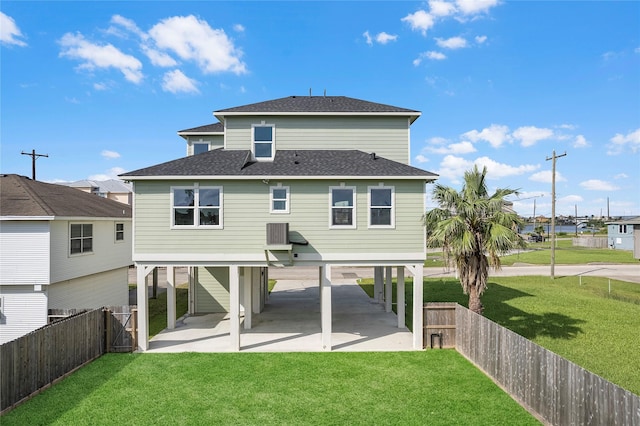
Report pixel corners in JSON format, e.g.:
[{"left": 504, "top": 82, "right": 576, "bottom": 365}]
[
  {"left": 546, "top": 150, "right": 567, "bottom": 280},
  {"left": 21, "top": 149, "right": 49, "bottom": 180}
]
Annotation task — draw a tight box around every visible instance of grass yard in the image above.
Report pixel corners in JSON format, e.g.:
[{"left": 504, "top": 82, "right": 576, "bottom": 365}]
[
  {"left": 2, "top": 351, "right": 538, "bottom": 425},
  {"left": 359, "top": 275, "right": 640, "bottom": 395},
  {"left": 147, "top": 284, "right": 189, "bottom": 337}
]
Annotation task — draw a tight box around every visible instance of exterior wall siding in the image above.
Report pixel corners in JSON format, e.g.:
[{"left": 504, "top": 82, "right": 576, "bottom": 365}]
[
  {"left": 0, "top": 285, "right": 48, "bottom": 344},
  {"left": 47, "top": 267, "right": 129, "bottom": 309},
  {"left": 187, "top": 135, "right": 224, "bottom": 156},
  {"left": 0, "top": 221, "right": 50, "bottom": 285},
  {"left": 224, "top": 116, "right": 410, "bottom": 164},
  {"left": 50, "top": 219, "right": 132, "bottom": 283},
  {"left": 133, "top": 179, "right": 425, "bottom": 260},
  {"left": 607, "top": 224, "right": 636, "bottom": 251},
  {"left": 195, "top": 267, "right": 230, "bottom": 313}
]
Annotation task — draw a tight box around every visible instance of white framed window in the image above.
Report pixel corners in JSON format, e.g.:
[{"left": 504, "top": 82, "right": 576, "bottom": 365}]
[
  {"left": 252, "top": 124, "right": 275, "bottom": 161},
  {"left": 193, "top": 142, "right": 209, "bottom": 155},
  {"left": 115, "top": 223, "right": 125, "bottom": 242},
  {"left": 330, "top": 186, "right": 356, "bottom": 229},
  {"left": 270, "top": 185, "right": 290, "bottom": 214},
  {"left": 368, "top": 186, "right": 395, "bottom": 228},
  {"left": 70, "top": 223, "right": 93, "bottom": 255},
  {"left": 171, "top": 186, "right": 223, "bottom": 229}
]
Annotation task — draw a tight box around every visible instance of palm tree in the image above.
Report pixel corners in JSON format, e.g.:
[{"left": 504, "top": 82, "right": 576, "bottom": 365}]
[{"left": 424, "top": 166, "right": 526, "bottom": 315}]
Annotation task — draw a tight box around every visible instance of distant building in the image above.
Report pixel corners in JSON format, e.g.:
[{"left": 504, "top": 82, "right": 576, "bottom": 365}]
[
  {"left": 62, "top": 179, "right": 132, "bottom": 205},
  {"left": 0, "top": 174, "right": 132, "bottom": 343},
  {"left": 606, "top": 216, "right": 640, "bottom": 258}
]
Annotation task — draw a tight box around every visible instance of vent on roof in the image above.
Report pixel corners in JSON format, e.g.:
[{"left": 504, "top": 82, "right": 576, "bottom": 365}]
[{"left": 267, "top": 223, "right": 289, "bottom": 245}]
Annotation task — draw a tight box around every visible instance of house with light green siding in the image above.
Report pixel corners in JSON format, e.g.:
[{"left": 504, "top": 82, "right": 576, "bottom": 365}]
[{"left": 121, "top": 95, "right": 437, "bottom": 351}]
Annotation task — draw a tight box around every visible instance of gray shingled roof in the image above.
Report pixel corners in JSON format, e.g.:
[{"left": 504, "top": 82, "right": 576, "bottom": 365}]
[
  {"left": 62, "top": 179, "right": 132, "bottom": 193},
  {"left": 120, "top": 149, "right": 437, "bottom": 179},
  {"left": 215, "top": 96, "right": 419, "bottom": 114},
  {"left": 178, "top": 122, "right": 224, "bottom": 134},
  {"left": 0, "top": 174, "right": 132, "bottom": 218}
]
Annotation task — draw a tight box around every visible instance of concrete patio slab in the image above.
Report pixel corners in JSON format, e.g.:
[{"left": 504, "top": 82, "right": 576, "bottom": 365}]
[{"left": 146, "top": 277, "right": 414, "bottom": 353}]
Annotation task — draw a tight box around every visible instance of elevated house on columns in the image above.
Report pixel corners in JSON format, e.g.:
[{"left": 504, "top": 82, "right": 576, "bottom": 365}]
[{"left": 121, "top": 95, "right": 437, "bottom": 351}]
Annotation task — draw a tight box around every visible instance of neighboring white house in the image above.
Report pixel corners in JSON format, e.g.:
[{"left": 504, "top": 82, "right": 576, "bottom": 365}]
[
  {"left": 0, "top": 174, "right": 132, "bottom": 344},
  {"left": 62, "top": 179, "right": 133, "bottom": 205},
  {"left": 121, "top": 95, "right": 438, "bottom": 352}
]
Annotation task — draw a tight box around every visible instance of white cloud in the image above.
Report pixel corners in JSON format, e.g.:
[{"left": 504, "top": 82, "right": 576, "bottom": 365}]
[
  {"left": 635, "top": 47, "right": 640, "bottom": 54},
  {"left": 558, "top": 123, "right": 576, "bottom": 130},
  {"left": 607, "top": 128, "right": 640, "bottom": 155},
  {"left": 142, "top": 45, "right": 178, "bottom": 67},
  {"left": 428, "top": 136, "right": 448, "bottom": 145},
  {"left": 148, "top": 15, "right": 246, "bottom": 74},
  {"left": 89, "top": 167, "right": 126, "bottom": 181},
  {"left": 437, "top": 155, "right": 538, "bottom": 183},
  {"left": 233, "top": 24, "right": 245, "bottom": 32},
  {"left": 376, "top": 32, "right": 398, "bottom": 44},
  {"left": 93, "top": 82, "right": 108, "bottom": 91},
  {"left": 579, "top": 179, "right": 620, "bottom": 191},
  {"left": 59, "top": 32, "right": 144, "bottom": 83},
  {"left": 109, "top": 14, "right": 146, "bottom": 39},
  {"left": 512, "top": 126, "right": 554, "bottom": 147},
  {"left": 559, "top": 195, "right": 583, "bottom": 204},
  {"left": 428, "top": 141, "right": 476, "bottom": 155},
  {"left": 435, "top": 36, "right": 467, "bottom": 49},
  {"left": 614, "top": 173, "right": 628, "bottom": 179},
  {"left": 475, "top": 35, "right": 487, "bottom": 44},
  {"left": 455, "top": 0, "right": 500, "bottom": 15},
  {"left": 415, "top": 154, "right": 429, "bottom": 163},
  {"left": 475, "top": 156, "right": 538, "bottom": 179},
  {"left": 573, "top": 134, "right": 590, "bottom": 148},
  {"left": 529, "top": 170, "right": 567, "bottom": 183},
  {"left": 1, "top": 12, "right": 27, "bottom": 47},
  {"left": 426, "top": 51, "right": 446, "bottom": 60},
  {"left": 161, "top": 69, "right": 199, "bottom": 94},
  {"left": 101, "top": 150, "right": 121, "bottom": 159},
  {"left": 429, "top": 0, "right": 457, "bottom": 17},
  {"left": 363, "top": 31, "right": 373, "bottom": 46},
  {"left": 401, "top": 10, "right": 435, "bottom": 35},
  {"left": 462, "top": 124, "right": 511, "bottom": 148}
]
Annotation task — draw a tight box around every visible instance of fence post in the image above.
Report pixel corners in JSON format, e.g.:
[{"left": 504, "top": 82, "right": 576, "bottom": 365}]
[
  {"left": 105, "top": 309, "right": 112, "bottom": 353},
  {"left": 131, "top": 309, "right": 138, "bottom": 352}
]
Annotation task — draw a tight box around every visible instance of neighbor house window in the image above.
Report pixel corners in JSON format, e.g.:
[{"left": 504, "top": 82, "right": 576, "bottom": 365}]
[
  {"left": 115, "top": 223, "right": 125, "bottom": 241},
  {"left": 330, "top": 186, "right": 356, "bottom": 228},
  {"left": 70, "top": 224, "right": 93, "bottom": 255},
  {"left": 171, "top": 186, "right": 223, "bottom": 228},
  {"left": 270, "top": 186, "right": 290, "bottom": 213},
  {"left": 253, "top": 124, "right": 275, "bottom": 161},
  {"left": 368, "top": 186, "right": 395, "bottom": 228},
  {"left": 619, "top": 224, "right": 627, "bottom": 233},
  {"left": 193, "top": 142, "right": 209, "bottom": 155}
]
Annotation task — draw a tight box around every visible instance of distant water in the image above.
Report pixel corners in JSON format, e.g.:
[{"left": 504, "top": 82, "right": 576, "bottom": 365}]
[{"left": 521, "top": 224, "right": 599, "bottom": 234}]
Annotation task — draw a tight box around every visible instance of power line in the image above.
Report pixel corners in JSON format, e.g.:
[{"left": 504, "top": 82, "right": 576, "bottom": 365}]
[
  {"left": 21, "top": 149, "right": 48, "bottom": 180},
  {"left": 545, "top": 150, "right": 567, "bottom": 280}
]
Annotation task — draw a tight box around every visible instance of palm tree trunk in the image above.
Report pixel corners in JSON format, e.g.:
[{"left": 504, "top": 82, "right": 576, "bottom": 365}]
[{"left": 468, "top": 284, "right": 484, "bottom": 315}]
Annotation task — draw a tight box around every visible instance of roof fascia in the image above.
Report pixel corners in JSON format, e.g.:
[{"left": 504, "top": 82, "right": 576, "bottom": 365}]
[
  {"left": 214, "top": 111, "right": 421, "bottom": 124},
  {"left": 1, "top": 216, "right": 54, "bottom": 221},
  {"left": 122, "top": 175, "right": 436, "bottom": 181}
]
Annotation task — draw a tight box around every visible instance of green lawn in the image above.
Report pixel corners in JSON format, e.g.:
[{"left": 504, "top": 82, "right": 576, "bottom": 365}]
[
  {"left": 2, "top": 352, "right": 538, "bottom": 425},
  {"left": 360, "top": 275, "right": 640, "bottom": 395},
  {"left": 426, "top": 240, "right": 638, "bottom": 267}
]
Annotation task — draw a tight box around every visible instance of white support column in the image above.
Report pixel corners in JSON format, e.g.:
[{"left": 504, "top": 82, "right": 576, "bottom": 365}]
[
  {"left": 229, "top": 265, "right": 240, "bottom": 351},
  {"left": 252, "top": 268, "right": 261, "bottom": 314},
  {"left": 385, "top": 266, "right": 393, "bottom": 313},
  {"left": 397, "top": 266, "right": 405, "bottom": 329},
  {"left": 167, "top": 266, "right": 176, "bottom": 330},
  {"left": 243, "top": 267, "right": 252, "bottom": 330},
  {"left": 320, "top": 264, "right": 332, "bottom": 351},
  {"left": 412, "top": 264, "right": 424, "bottom": 349},
  {"left": 136, "top": 266, "right": 150, "bottom": 351},
  {"left": 374, "top": 266, "right": 383, "bottom": 303}
]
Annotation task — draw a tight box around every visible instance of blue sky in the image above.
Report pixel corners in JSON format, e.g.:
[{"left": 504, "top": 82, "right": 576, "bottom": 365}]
[{"left": 2, "top": 1, "right": 639, "bottom": 218}]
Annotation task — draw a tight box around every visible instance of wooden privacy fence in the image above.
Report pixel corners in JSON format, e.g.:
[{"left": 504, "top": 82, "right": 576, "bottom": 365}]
[
  {"left": 0, "top": 306, "right": 137, "bottom": 414},
  {"left": 573, "top": 236, "right": 608, "bottom": 248},
  {"left": 423, "top": 302, "right": 456, "bottom": 349},
  {"left": 452, "top": 304, "right": 640, "bottom": 426}
]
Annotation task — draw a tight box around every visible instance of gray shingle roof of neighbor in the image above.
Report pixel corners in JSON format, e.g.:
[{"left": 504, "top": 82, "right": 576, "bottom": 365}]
[
  {"left": 215, "top": 96, "right": 420, "bottom": 115},
  {"left": 62, "top": 179, "right": 132, "bottom": 193},
  {"left": 178, "top": 122, "right": 224, "bottom": 134},
  {"left": 0, "top": 174, "right": 132, "bottom": 218},
  {"left": 120, "top": 149, "right": 438, "bottom": 179},
  {"left": 606, "top": 216, "right": 640, "bottom": 225}
]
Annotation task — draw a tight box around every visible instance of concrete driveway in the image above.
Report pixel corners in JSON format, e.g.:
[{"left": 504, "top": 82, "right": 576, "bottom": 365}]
[{"left": 146, "top": 276, "right": 413, "bottom": 353}]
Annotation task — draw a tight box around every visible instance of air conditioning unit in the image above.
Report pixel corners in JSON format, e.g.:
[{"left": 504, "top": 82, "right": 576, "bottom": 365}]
[{"left": 266, "top": 223, "right": 289, "bottom": 245}]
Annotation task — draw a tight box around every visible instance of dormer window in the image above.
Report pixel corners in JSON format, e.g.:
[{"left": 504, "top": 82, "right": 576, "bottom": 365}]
[
  {"left": 253, "top": 124, "right": 275, "bottom": 161},
  {"left": 193, "top": 142, "right": 209, "bottom": 155}
]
